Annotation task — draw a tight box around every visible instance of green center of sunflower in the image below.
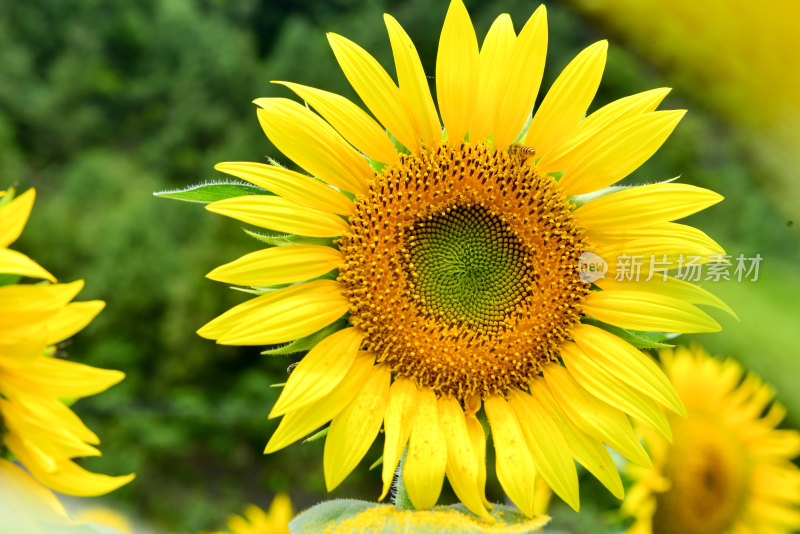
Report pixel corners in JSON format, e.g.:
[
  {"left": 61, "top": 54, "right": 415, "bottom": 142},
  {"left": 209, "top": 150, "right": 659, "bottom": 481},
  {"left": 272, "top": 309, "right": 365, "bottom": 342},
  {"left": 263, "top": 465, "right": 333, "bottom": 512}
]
[
  {"left": 338, "top": 142, "right": 589, "bottom": 400},
  {"left": 405, "top": 205, "right": 532, "bottom": 331}
]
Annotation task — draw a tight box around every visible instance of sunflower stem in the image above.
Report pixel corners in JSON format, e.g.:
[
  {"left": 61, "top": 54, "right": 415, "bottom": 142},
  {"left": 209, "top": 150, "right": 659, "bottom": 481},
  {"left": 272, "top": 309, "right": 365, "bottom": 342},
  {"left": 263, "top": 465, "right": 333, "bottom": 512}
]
[{"left": 393, "top": 452, "right": 414, "bottom": 510}]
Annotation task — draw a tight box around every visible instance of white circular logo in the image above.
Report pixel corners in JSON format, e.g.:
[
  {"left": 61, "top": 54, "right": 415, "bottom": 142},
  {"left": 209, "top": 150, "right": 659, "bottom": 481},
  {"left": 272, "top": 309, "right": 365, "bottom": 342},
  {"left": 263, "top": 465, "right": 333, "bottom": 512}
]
[{"left": 578, "top": 251, "right": 607, "bottom": 283}]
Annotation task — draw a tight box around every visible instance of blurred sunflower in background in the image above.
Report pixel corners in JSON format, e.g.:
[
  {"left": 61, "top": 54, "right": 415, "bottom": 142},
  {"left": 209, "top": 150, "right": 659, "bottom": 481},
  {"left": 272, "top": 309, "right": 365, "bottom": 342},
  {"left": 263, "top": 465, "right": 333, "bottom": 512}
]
[
  {"left": 196, "top": 0, "right": 731, "bottom": 518},
  {"left": 214, "top": 494, "right": 292, "bottom": 534},
  {"left": 623, "top": 345, "right": 800, "bottom": 534},
  {"left": 0, "top": 188, "right": 133, "bottom": 497}
]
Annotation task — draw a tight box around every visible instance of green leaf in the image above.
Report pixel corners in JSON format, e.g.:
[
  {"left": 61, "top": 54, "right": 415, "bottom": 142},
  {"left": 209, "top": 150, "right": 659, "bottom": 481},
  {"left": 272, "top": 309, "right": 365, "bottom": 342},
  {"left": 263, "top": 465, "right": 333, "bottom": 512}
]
[
  {"left": 582, "top": 318, "right": 674, "bottom": 349},
  {"left": 154, "top": 180, "right": 269, "bottom": 203},
  {"left": 261, "top": 319, "right": 348, "bottom": 355},
  {"left": 0, "top": 274, "right": 21, "bottom": 287},
  {"left": 243, "top": 228, "right": 336, "bottom": 247},
  {"left": 289, "top": 500, "right": 550, "bottom": 534}
]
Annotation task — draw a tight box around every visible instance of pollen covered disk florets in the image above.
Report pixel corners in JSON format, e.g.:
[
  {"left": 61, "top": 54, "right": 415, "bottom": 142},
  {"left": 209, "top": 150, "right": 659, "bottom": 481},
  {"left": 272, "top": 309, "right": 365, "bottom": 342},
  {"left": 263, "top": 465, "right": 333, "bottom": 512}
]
[{"left": 338, "top": 142, "right": 589, "bottom": 400}]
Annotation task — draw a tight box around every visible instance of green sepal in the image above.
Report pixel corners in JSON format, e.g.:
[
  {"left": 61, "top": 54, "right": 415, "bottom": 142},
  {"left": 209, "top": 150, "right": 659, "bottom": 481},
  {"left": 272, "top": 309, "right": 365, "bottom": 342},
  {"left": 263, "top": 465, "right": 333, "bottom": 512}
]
[
  {"left": 154, "top": 180, "right": 269, "bottom": 203},
  {"left": 289, "top": 500, "right": 551, "bottom": 534},
  {"left": 369, "top": 455, "right": 383, "bottom": 471},
  {"left": 389, "top": 131, "right": 411, "bottom": 155},
  {"left": 0, "top": 274, "right": 22, "bottom": 287},
  {"left": 261, "top": 318, "right": 348, "bottom": 356},
  {"left": 512, "top": 113, "right": 534, "bottom": 144},
  {"left": 582, "top": 318, "right": 674, "bottom": 349},
  {"left": 242, "top": 228, "right": 336, "bottom": 248},
  {"left": 303, "top": 426, "right": 328, "bottom": 443},
  {"left": 369, "top": 158, "right": 387, "bottom": 174},
  {"left": 0, "top": 186, "right": 16, "bottom": 208}
]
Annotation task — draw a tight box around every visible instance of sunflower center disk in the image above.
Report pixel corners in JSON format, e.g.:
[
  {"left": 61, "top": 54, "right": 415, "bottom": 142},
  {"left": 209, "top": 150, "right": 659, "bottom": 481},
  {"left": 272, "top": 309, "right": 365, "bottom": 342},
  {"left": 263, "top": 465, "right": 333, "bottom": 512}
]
[
  {"left": 406, "top": 205, "right": 531, "bottom": 331},
  {"left": 338, "top": 142, "right": 589, "bottom": 400}
]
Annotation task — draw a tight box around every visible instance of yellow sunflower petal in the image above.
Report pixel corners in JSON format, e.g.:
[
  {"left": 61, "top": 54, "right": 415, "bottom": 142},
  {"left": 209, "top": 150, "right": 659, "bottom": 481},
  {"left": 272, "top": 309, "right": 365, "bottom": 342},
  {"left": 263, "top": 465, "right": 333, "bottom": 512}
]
[
  {"left": 403, "top": 386, "right": 447, "bottom": 510},
  {"left": 558, "top": 110, "right": 686, "bottom": 196},
  {"left": 11, "top": 446, "right": 134, "bottom": 497},
  {"left": 381, "top": 378, "right": 418, "bottom": 500},
  {"left": 509, "top": 389, "right": 580, "bottom": 512},
  {"left": 575, "top": 183, "right": 723, "bottom": 230},
  {"left": 533, "top": 377, "right": 625, "bottom": 499},
  {"left": 214, "top": 162, "right": 354, "bottom": 216},
  {"left": 269, "top": 327, "right": 364, "bottom": 418},
  {"left": 484, "top": 395, "right": 537, "bottom": 517},
  {"left": 213, "top": 280, "right": 349, "bottom": 346},
  {"left": 384, "top": 14, "right": 441, "bottom": 144},
  {"left": 465, "top": 412, "right": 490, "bottom": 507},
  {"left": 264, "top": 353, "right": 374, "bottom": 454},
  {"left": 0, "top": 459, "right": 71, "bottom": 523},
  {"left": 0, "top": 188, "right": 35, "bottom": 248},
  {"left": 583, "top": 290, "right": 721, "bottom": 333},
  {"left": 11, "top": 358, "right": 124, "bottom": 399},
  {"left": 254, "top": 98, "right": 372, "bottom": 195},
  {"left": 206, "top": 195, "right": 349, "bottom": 238},
  {"left": 0, "top": 249, "right": 56, "bottom": 281},
  {"left": 2, "top": 402, "right": 100, "bottom": 460},
  {"left": 561, "top": 342, "right": 672, "bottom": 441},
  {"left": 207, "top": 245, "right": 343, "bottom": 287},
  {"left": 0, "top": 280, "right": 83, "bottom": 312},
  {"left": 435, "top": 0, "right": 479, "bottom": 143},
  {"left": 542, "top": 365, "right": 651, "bottom": 467},
  {"left": 275, "top": 81, "right": 399, "bottom": 165},
  {"left": 327, "top": 33, "right": 420, "bottom": 152},
  {"left": 573, "top": 323, "right": 685, "bottom": 415},
  {"left": 595, "top": 275, "right": 734, "bottom": 317},
  {"left": 0, "top": 336, "right": 48, "bottom": 366},
  {"left": 324, "top": 364, "right": 390, "bottom": 491},
  {"left": 493, "top": 6, "right": 548, "bottom": 151},
  {"left": 43, "top": 301, "right": 104, "bottom": 346},
  {"left": 470, "top": 14, "right": 516, "bottom": 143},
  {"left": 526, "top": 40, "right": 606, "bottom": 158},
  {"left": 438, "top": 396, "right": 489, "bottom": 518}
]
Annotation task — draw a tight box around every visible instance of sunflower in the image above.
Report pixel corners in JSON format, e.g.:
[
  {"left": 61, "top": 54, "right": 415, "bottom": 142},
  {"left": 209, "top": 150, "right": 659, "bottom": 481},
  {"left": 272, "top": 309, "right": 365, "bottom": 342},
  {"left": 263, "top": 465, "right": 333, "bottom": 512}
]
[
  {"left": 623, "top": 345, "right": 800, "bottom": 534},
  {"left": 0, "top": 188, "right": 134, "bottom": 496},
  {"left": 217, "top": 494, "right": 293, "bottom": 534},
  {"left": 198, "top": 0, "right": 728, "bottom": 517}
]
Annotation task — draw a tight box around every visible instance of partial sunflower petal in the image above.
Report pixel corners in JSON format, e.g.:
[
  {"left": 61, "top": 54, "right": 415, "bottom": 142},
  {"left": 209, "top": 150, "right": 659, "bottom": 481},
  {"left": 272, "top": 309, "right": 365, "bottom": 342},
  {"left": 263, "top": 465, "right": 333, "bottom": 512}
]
[
  {"left": 0, "top": 188, "right": 35, "bottom": 248},
  {"left": 484, "top": 395, "right": 537, "bottom": 517},
  {"left": 214, "top": 162, "right": 354, "bottom": 216},
  {"left": 254, "top": 98, "right": 372, "bottom": 195},
  {"left": 526, "top": 40, "right": 606, "bottom": 158},
  {"left": 558, "top": 111, "right": 686, "bottom": 196},
  {"left": 275, "top": 81, "right": 399, "bottom": 165},
  {"left": 0, "top": 280, "right": 83, "bottom": 312},
  {"left": 493, "top": 6, "right": 548, "bottom": 151},
  {"left": 435, "top": 0, "right": 479, "bottom": 143},
  {"left": 470, "top": 14, "right": 515, "bottom": 142},
  {"left": 509, "top": 389, "right": 580, "bottom": 512},
  {"left": 327, "top": 33, "right": 420, "bottom": 152},
  {"left": 264, "top": 353, "right": 375, "bottom": 454},
  {"left": 269, "top": 327, "right": 364, "bottom": 418},
  {"left": 11, "top": 358, "right": 124, "bottom": 399},
  {"left": 381, "top": 378, "right": 419, "bottom": 500},
  {"left": 384, "top": 15, "right": 441, "bottom": 144},
  {"left": 573, "top": 323, "right": 685, "bottom": 415},
  {"left": 206, "top": 195, "right": 349, "bottom": 238},
  {"left": 403, "top": 387, "right": 447, "bottom": 510},
  {"left": 561, "top": 342, "right": 672, "bottom": 440},
  {"left": 207, "top": 245, "right": 343, "bottom": 287},
  {"left": 465, "top": 412, "right": 490, "bottom": 507},
  {"left": 0, "top": 249, "right": 56, "bottom": 282},
  {"left": 438, "top": 396, "right": 489, "bottom": 518},
  {"left": 533, "top": 377, "right": 625, "bottom": 499},
  {"left": 583, "top": 290, "right": 721, "bottom": 333},
  {"left": 542, "top": 364, "right": 651, "bottom": 467},
  {"left": 575, "top": 183, "right": 723, "bottom": 230},
  {"left": 324, "top": 364, "right": 390, "bottom": 491},
  {"left": 43, "top": 301, "right": 105, "bottom": 346},
  {"left": 214, "top": 280, "right": 349, "bottom": 346}
]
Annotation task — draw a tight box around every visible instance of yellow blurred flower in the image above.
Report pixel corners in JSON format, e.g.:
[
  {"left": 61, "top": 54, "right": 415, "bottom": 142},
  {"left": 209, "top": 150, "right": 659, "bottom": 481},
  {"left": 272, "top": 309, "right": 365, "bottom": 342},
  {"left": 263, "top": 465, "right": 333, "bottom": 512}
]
[
  {"left": 0, "top": 188, "right": 134, "bottom": 496},
  {"left": 623, "top": 345, "right": 800, "bottom": 534},
  {"left": 199, "top": 0, "right": 727, "bottom": 517},
  {"left": 218, "top": 494, "right": 292, "bottom": 534},
  {"left": 75, "top": 506, "right": 133, "bottom": 534}
]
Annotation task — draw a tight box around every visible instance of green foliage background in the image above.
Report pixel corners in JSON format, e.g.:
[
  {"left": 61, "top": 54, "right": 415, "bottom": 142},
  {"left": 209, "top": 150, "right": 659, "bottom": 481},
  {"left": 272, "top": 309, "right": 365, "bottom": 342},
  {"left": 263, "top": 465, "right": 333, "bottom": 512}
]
[{"left": 3, "top": 0, "right": 797, "bottom": 531}]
